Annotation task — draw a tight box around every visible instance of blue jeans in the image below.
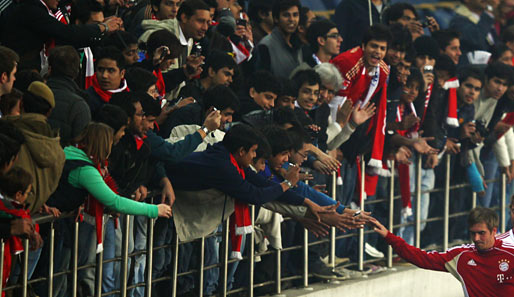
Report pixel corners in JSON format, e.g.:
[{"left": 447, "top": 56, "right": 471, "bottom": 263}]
[
  {"left": 132, "top": 215, "right": 148, "bottom": 297},
  {"left": 77, "top": 220, "right": 97, "bottom": 296},
  {"left": 398, "top": 158, "right": 435, "bottom": 245},
  {"left": 102, "top": 217, "right": 121, "bottom": 295},
  {"left": 480, "top": 148, "right": 499, "bottom": 208}
]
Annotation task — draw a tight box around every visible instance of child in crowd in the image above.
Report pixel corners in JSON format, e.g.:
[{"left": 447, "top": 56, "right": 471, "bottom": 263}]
[{"left": 0, "top": 167, "right": 42, "bottom": 292}]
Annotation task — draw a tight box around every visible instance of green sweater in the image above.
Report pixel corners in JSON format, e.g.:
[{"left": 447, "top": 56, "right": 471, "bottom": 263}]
[{"left": 64, "top": 146, "right": 158, "bottom": 218}]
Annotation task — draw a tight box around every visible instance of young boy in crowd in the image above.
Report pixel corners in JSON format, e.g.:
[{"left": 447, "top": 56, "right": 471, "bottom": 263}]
[{"left": 0, "top": 167, "right": 42, "bottom": 289}]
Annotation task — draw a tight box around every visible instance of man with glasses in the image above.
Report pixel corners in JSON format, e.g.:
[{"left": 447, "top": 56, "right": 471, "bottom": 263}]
[{"left": 303, "top": 19, "right": 342, "bottom": 68}]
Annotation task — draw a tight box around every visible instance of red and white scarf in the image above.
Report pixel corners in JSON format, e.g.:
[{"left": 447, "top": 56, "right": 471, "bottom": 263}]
[
  {"left": 84, "top": 162, "right": 119, "bottom": 253},
  {"left": 229, "top": 154, "right": 252, "bottom": 260},
  {"left": 443, "top": 78, "right": 460, "bottom": 128},
  {"left": 90, "top": 74, "right": 129, "bottom": 103},
  {"left": 83, "top": 47, "right": 95, "bottom": 89}
]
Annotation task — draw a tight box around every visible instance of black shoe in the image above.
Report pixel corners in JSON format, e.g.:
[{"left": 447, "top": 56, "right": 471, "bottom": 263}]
[{"left": 311, "top": 265, "right": 350, "bottom": 281}]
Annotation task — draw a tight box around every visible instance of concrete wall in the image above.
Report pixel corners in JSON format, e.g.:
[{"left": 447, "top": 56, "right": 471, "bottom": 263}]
[{"left": 281, "top": 266, "right": 464, "bottom": 297}]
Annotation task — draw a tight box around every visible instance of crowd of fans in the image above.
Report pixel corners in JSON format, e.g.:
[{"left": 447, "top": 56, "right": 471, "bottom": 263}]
[{"left": 0, "top": 0, "right": 513, "bottom": 296}]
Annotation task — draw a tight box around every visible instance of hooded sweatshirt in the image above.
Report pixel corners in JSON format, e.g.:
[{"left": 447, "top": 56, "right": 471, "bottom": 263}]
[{"left": 7, "top": 113, "right": 65, "bottom": 214}]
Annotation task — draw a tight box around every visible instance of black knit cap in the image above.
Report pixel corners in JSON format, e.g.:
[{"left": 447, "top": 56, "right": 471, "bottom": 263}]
[{"left": 413, "top": 36, "right": 440, "bottom": 59}]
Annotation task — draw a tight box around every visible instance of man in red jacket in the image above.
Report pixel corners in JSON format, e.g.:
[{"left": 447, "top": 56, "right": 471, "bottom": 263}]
[{"left": 373, "top": 207, "right": 514, "bottom": 297}]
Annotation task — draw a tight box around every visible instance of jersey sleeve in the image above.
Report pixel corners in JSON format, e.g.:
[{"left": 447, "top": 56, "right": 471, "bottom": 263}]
[{"left": 385, "top": 232, "right": 462, "bottom": 272}]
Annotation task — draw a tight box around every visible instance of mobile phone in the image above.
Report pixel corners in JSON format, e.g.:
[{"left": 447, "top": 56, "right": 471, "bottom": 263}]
[
  {"left": 236, "top": 18, "right": 247, "bottom": 27},
  {"left": 192, "top": 44, "right": 202, "bottom": 57},
  {"left": 423, "top": 65, "right": 434, "bottom": 74},
  {"left": 421, "top": 17, "right": 430, "bottom": 28}
]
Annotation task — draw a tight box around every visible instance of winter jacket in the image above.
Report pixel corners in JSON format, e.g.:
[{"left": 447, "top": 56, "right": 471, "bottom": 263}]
[
  {"left": 47, "top": 75, "right": 91, "bottom": 146},
  {"left": 6, "top": 113, "right": 65, "bottom": 214}
]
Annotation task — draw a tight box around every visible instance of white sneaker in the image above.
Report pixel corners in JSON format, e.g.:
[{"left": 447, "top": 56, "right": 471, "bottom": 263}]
[{"left": 365, "top": 243, "right": 384, "bottom": 258}]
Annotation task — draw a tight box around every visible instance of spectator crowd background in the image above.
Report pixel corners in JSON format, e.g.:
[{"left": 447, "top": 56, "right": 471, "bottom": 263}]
[{"left": 0, "top": 0, "right": 513, "bottom": 296}]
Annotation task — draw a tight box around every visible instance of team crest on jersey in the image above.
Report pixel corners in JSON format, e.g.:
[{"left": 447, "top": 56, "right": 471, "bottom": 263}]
[
  {"left": 498, "top": 259, "right": 510, "bottom": 272},
  {"left": 341, "top": 79, "right": 350, "bottom": 90}
]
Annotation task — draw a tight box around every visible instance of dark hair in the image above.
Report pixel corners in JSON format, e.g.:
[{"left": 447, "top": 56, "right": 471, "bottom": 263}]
[
  {"left": 0, "top": 134, "right": 21, "bottom": 169},
  {"left": 222, "top": 123, "right": 261, "bottom": 154},
  {"left": 0, "top": 46, "right": 19, "bottom": 77},
  {"left": 0, "top": 88, "right": 23, "bottom": 115},
  {"left": 272, "top": 0, "right": 301, "bottom": 21},
  {"left": 490, "top": 44, "right": 513, "bottom": 64},
  {"left": 145, "top": 29, "right": 182, "bottom": 60},
  {"left": 125, "top": 67, "right": 158, "bottom": 93},
  {"left": 405, "top": 67, "right": 424, "bottom": 98},
  {"left": 501, "top": 25, "right": 514, "bottom": 43},
  {"left": 299, "top": 6, "right": 311, "bottom": 28},
  {"left": 177, "top": 0, "right": 210, "bottom": 21},
  {"left": 0, "top": 119, "right": 25, "bottom": 144},
  {"left": 13, "top": 70, "right": 43, "bottom": 92},
  {"left": 362, "top": 24, "right": 392, "bottom": 47},
  {"left": 248, "top": 70, "right": 281, "bottom": 95},
  {"left": 48, "top": 46, "right": 80, "bottom": 79},
  {"left": 291, "top": 69, "right": 321, "bottom": 95},
  {"left": 435, "top": 54, "right": 457, "bottom": 78},
  {"left": 485, "top": 62, "right": 514, "bottom": 83},
  {"left": 278, "top": 77, "right": 296, "bottom": 97},
  {"left": 458, "top": 65, "right": 485, "bottom": 85},
  {"left": 70, "top": 0, "right": 103, "bottom": 24},
  {"left": 203, "top": 85, "right": 240, "bottom": 112},
  {"left": 468, "top": 207, "right": 498, "bottom": 231},
  {"left": 208, "top": 31, "right": 234, "bottom": 53},
  {"left": 23, "top": 90, "right": 52, "bottom": 115},
  {"left": 202, "top": 50, "right": 238, "bottom": 79},
  {"left": 248, "top": 0, "right": 273, "bottom": 23},
  {"left": 103, "top": 31, "right": 138, "bottom": 52},
  {"left": 404, "top": 45, "right": 417, "bottom": 64},
  {"left": 254, "top": 136, "right": 272, "bottom": 160},
  {"left": 138, "top": 92, "right": 161, "bottom": 117},
  {"left": 307, "top": 19, "right": 337, "bottom": 53},
  {"left": 287, "top": 124, "right": 310, "bottom": 152},
  {"left": 383, "top": 2, "right": 418, "bottom": 25},
  {"left": 110, "top": 92, "right": 140, "bottom": 117},
  {"left": 272, "top": 106, "right": 301, "bottom": 128},
  {"left": 389, "top": 23, "right": 412, "bottom": 52},
  {"left": 0, "top": 167, "right": 32, "bottom": 198},
  {"left": 261, "top": 125, "right": 293, "bottom": 156},
  {"left": 432, "top": 29, "right": 460, "bottom": 52},
  {"left": 95, "top": 104, "right": 129, "bottom": 132},
  {"left": 95, "top": 46, "right": 126, "bottom": 70}
]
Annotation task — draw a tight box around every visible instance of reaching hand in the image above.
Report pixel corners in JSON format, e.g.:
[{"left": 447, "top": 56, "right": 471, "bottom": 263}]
[
  {"left": 10, "top": 218, "right": 33, "bottom": 238},
  {"left": 445, "top": 138, "right": 460, "bottom": 154},
  {"left": 304, "top": 200, "right": 338, "bottom": 222},
  {"left": 317, "top": 152, "right": 341, "bottom": 172},
  {"left": 202, "top": 110, "right": 221, "bottom": 132},
  {"left": 297, "top": 217, "right": 330, "bottom": 238},
  {"left": 371, "top": 218, "right": 389, "bottom": 238},
  {"left": 351, "top": 102, "right": 376, "bottom": 126},
  {"left": 400, "top": 113, "right": 420, "bottom": 130},
  {"left": 157, "top": 204, "right": 172, "bottom": 218},
  {"left": 312, "top": 160, "right": 332, "bottom": 175},
  {"left": 336, "top": 99, "right": 353, "bottom": 127},
  {"left": 412, "top": 137, "right": 438, "bottom": 155},
  {"left": 42, "top": 204, "right": 61, "bottom": 217},
  {"left": 395, "top": 146, "right": 412, "bottom": 165},
  {"left": 284, "top": 165, "right": 300, "bottom": 186}
]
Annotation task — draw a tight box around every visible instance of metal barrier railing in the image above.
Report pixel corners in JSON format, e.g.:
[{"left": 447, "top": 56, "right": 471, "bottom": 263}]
[{"left": 0, "top": 154, "right": 509, "bottom": 297}]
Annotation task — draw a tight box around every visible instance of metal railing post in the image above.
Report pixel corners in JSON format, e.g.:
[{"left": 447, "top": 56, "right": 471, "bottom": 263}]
[
  {"left": 330, "top": 172, "right": 336, "bottom": 269},
  {"left": 501, "top": 173, "right": 507, "bottom": 233},
  {"left": 120, "top": 215, "right": 130, "bottom": 297},
  {"left": 443, "top": 154, "right": 451, "bottom": 251},
  {"left": 471, "top": 192, "right": 477, "bottom": 209},
  {"left": 415, "top": 156, "right": 422, "bottom": 248},
  {"left": 22, "top": 239, "right": 29, "bottom": 297},
  {"left": 171, "top": 230, "right": 179, "bottom": 297},
  {"left": 0, "top": 240, "right": 4, "bottom": 294},
  {"left": 48, "top": 222, "right": 54, "bottom": 297},
  {"left": 145, "top": 217, "right": 154, "bottom": 297},
  {"left": 358, "top": 156, "right": 365, "bottom": 271},
  {"left": 198, "top": 236, "right": 205, "bottom": 297},
  {"left": 388, "top": 161, "right": 395, "bottom": 268},
  {"left": 275, "top": 247, "right": 281, "bottom": 295},
  {"left": 95, "top": 235, "right": 104, "bottom": 297},
  {"left": 248, "top": 205, "right": 255, "bottom": 297},
  {"left": 72, "top": 220, "right": 79, "bottom": 297},
  {"left": 221, "top": 218, "right": 230, "bottom": 297},
  {"left": 303, "top": 228, "right": 309, "bottom": 288}
]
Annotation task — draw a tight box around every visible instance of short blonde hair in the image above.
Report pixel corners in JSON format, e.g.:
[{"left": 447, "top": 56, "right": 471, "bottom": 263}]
[{"left": 77, "top": 122, "right": 114, "bottom": 165}]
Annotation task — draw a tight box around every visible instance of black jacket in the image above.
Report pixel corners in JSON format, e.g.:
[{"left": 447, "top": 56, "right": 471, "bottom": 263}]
[
  {"left": 47, "top": 75, "right": 91, "bottom": 146},
  {"left": 1, "top": 0, "right": 103, "bottom": 70}
]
